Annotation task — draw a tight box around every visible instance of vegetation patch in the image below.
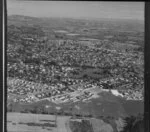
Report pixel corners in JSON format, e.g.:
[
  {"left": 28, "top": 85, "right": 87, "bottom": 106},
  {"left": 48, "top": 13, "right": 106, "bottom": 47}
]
[{"left": 70, "top": 119, "right": 94, "bottom": 132}]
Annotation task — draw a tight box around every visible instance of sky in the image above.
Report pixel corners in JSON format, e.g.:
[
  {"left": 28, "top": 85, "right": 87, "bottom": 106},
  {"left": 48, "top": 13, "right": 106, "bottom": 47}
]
[{"left": 7, "top": 0, "right": 144, "bottom": 20}]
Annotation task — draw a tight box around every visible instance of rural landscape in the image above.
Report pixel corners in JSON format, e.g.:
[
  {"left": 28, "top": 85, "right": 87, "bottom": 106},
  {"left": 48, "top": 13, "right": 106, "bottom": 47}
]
[{"left": 7, "top": 1, "right": 144, "bottom": 132}]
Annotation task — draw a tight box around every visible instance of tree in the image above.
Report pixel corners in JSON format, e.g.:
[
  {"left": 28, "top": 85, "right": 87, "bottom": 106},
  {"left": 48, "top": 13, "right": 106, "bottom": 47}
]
[{"left": 83, "top": 74, "right": 88, "bottom": 79}]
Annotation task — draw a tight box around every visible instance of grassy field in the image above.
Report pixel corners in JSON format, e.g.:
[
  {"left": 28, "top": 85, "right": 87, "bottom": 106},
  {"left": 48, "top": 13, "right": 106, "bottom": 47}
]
[{"left": 7, "top": 112, "right": 71, "bottom": 132}]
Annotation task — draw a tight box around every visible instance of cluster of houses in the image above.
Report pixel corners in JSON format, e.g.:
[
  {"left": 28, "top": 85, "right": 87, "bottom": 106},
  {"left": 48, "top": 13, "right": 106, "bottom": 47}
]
[
  {"left": 7, "top": 27, "right": 144, "bottom": 104},
  {"left": 8, "top": 74, "right": 143, "bottom": 104},
  {"left": 119, "top": 89, "right": 143, "bottom": 101},
  {"left": 8, "top": 37, "right": 143, "bottom": 85}
]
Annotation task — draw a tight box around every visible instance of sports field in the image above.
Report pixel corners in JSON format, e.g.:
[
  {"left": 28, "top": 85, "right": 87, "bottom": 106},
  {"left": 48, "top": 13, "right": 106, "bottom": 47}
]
[{"left": 7, "top": 112, "right": 71, "bottom": 132}]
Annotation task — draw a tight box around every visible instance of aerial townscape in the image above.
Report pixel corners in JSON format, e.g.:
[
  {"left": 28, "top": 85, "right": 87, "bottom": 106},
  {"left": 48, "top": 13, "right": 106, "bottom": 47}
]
[
  {"left": 6, "top": 0, "right": 145, "bottom": 129},
  {"left": 7, "top": 15, "right": 144, "bottom": 132}
]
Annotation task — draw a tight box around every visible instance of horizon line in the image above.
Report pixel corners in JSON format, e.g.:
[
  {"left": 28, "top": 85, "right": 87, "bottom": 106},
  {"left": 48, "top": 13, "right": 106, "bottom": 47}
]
[{"left": 7, "top": 14, "right": 144, "bottom": 22}]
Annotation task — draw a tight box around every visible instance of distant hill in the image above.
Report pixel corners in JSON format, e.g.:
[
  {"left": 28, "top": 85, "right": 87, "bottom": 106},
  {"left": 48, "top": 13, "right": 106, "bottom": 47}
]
[{"left": 7, "top": 15, "right": 144, "bottom": 32}]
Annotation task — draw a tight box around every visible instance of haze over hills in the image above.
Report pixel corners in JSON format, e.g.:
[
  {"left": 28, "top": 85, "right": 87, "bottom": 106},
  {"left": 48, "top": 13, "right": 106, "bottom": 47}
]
[
  {"left": 7, "top": 1, "right": 144, "bottom": 20},
  {"left": 8, "top": 15, "right": 144, "bottom": 33}
]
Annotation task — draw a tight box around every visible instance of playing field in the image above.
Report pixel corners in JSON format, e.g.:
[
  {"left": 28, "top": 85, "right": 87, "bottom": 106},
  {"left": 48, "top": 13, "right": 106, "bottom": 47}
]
[{"left": 7, "top": 112, "right": 71, "bottom": 132}]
